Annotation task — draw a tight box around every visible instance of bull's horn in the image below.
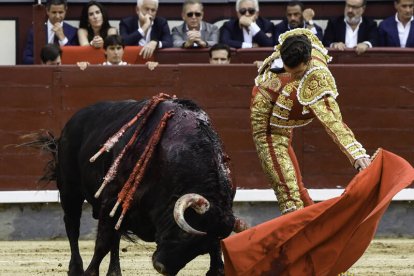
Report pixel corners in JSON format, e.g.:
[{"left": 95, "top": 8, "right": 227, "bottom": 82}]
[
  {"left": 173, "top": 193, "right": 210, "bottom": 235},
  {"left": 233, "top": 217, "right": 249, "bottom": 233}
]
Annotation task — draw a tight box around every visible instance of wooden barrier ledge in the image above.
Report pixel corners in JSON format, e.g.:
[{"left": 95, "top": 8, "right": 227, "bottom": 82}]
[
  {"left": 0, "top": 64, "right": 413, "bottom": 191},
  {"left": 155, "top": 47, "right": 414, "bottom": 64}
]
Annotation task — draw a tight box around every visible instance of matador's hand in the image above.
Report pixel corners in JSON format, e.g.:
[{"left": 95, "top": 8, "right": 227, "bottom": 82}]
[{"left": 354, "top": 158, "right": 371, "bottom": 171}]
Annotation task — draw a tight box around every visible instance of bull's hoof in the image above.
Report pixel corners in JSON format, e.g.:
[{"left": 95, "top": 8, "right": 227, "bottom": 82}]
[
  {"left": 68, "top": 258, "right": 84, "bottom": 276},
  {"left": 67, "top": 268, "right": 84, "bottom": 276},
  {"left": 106, "top": 269, "right": 122, "bottom": 276},
  {"left": 106, "top": 267, "right": 122, "bottom": 276},
  {"left": 206, "top": 268, "right": 224, "bottom": 276}
]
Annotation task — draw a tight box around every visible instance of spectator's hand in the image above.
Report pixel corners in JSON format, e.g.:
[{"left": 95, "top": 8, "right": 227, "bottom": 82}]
[
  {"left": 139, "top": 40, "right": 157, "bottom": 59},
  {"left": 139, "top": 12, "right": 153, "bottom": 33},
  {"left": 145, "top": 61, "right": 159, "bottom": 71},
  {"left": 187, "top": 30, "right": 201, "bottom": 41},
  {"left": 52, "top": 23, "right": 65, "bottom": 41},
  {"left": 90, "top": 36, "right": 104, "bottom": 48},
  {"left": 354, "top": 157, "right": 371, "bottom": 171},
  {"left": 302, "top": 8, "right": 315, "bottom": 22},
  {"left": 184, "top": 30, "right": 198, "bottom": 45},
  {"left": 355, "top": 42, "right": 369, "bottom": 55},
  {"left": 187, "top": 30, "right": 207, "bottom": 47},
  {"left": 332, "top": 42, "right": 346, "bottom": 51},
  {"left": 239, "top": 15, "right": 253, "bottom": 28},
  {"left": 76, "top": 61, "right": 90, "bottom": 71}
]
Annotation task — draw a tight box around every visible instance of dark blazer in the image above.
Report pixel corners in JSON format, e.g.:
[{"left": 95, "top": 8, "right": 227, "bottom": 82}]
[
  {"left": 22, "top": 22, "right": 78, "bottom": 64},
  {"left": 322, "top": 16, "right": 379, "bottom": 47},
  {"left": 119, "top": 15, "right": 173, "bottom": 48},
  {"left": 378, "top": 15, "right": 414, "bottom": 47},
  {"left": 274, "top": 19, "right": 324, "bottom": 44},
  {"left": 219, "top": 17, "right": 274, "bottom": 48}
]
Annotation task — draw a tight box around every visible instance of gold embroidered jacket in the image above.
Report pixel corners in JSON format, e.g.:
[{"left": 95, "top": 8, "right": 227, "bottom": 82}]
[{"left": 253, "top": 29, "right": 369, "bottom": 165}]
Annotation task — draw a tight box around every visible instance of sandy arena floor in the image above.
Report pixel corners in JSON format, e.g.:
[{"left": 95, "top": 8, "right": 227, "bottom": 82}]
[{"left": 0, "top": 238, "right": 413, "bottom": 275}]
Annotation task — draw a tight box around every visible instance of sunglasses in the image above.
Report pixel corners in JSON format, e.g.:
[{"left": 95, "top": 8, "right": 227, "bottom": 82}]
[
  {"left": 239, "top": 8, "right": 256, "bottom": 15},
  {"left": 186, "top": 12, "right": 202, "bottom": 17}
]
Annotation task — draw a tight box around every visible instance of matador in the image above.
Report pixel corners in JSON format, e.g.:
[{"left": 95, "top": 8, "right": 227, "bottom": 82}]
[{"left": 251, "top": 28, "right": 371, "bottom": 214}]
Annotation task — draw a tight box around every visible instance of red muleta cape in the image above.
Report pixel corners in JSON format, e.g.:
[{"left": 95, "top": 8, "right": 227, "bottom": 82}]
[{"left": 222, "top": 149, "right": 414, "bottom": 276}]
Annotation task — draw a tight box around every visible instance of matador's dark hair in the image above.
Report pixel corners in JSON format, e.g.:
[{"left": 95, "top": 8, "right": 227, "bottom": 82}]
[{"left": 280, "top": 35, "right": 312, "bottom": 68}]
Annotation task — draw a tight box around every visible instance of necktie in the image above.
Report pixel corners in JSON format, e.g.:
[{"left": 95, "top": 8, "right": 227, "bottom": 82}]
[{"left": 53, "top": 35, "right": 60, "bottom": 45}]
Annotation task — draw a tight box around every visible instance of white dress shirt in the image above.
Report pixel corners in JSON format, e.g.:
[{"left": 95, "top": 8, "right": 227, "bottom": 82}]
[
  {"left": 138, "top": 21, "right": 163, "bottom": 48},
  {"left": 344, "top": 18, "right": 372, "bottom": 48},
  {"left": 395, "top": 13, "right": 413, "bottom": 48},
  {"left": 242, "top": 22, "right": 260, "bottom": 48}
]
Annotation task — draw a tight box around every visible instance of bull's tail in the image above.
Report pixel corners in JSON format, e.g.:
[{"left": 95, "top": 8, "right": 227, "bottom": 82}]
[{"left": 17, "top": 130, "right": 58, "bottom": 183}]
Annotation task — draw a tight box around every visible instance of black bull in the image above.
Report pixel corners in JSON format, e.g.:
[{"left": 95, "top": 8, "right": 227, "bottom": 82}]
[{"left": 32, "top": 96, "right": 248, "bottom": 275}]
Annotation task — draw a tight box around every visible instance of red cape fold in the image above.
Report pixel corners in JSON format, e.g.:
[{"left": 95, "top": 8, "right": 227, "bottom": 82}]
[{"left": 222, "top": 149, "right": 414, "bottom": 276}]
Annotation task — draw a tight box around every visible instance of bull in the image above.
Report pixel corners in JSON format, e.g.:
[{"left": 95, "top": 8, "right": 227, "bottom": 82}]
[{"left": 29, "top": 94, "right": 247, "bottom": 275}]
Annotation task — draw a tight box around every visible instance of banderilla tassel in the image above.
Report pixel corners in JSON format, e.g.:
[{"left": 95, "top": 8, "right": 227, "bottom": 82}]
[
  {"left": 113, "top": 111, "right": 174, "bottom": 229},
  {"left": 95, "top": 156, "right": 122, "bottom": 198},
  {"left": 89, "top": 93, "right": 172, "bottom": 163}
]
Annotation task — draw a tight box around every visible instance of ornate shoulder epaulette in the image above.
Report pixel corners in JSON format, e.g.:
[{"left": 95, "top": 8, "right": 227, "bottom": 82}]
[{"left": 297, "top": 66, "right": 338, "bottom": 106}]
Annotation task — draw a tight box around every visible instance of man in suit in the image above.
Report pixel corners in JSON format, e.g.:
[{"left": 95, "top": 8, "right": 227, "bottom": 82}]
[
  {"left": 219, "top": 0, "right": 274, "bottom": 48},
  {"left": 119, "top": 0, "right": 173, "bottom": 59},
  {"left": 172, "top": 0, "right": 219, "bottom": 48},
  {"left": 22, "top": 0, "right": 78, "bottom": 64},
  {"left": 323, "top": 0, "right": 378, "bottom": 55},
  {"left": 378, "top": 0, "right": 414, "bottom": 47},
  {"left": 274, "top": 1, "right": 323, "bottom": 43}
]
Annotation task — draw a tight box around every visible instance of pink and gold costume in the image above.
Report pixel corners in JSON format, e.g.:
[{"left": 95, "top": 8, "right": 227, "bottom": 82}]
[{"left": 251, "top": 29, "right": 369, "bottom": 214}]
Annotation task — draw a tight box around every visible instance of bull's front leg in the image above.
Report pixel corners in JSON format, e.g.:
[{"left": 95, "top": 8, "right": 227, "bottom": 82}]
[
  {"left": 206, "top": 240, "right": 224, "bottom": 276},
  {"left": 84, "top": 216, "right": 121, "bottom": 276}
]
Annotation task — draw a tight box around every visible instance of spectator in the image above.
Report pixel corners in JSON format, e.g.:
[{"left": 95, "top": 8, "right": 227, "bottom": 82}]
[
  {"left": 77, "top": 34, "right": 159, "bottom": 70},
  {"left": 219, "top": 0, "right": 274, "bottom": 48},
  {"left": 102, "top": 34, "right": 128, "bottom": 65},
  {"left": 120, "top": 0, "right": 173, "bottom": 59},
  {"left": 274, "top": 1, "right": 323, "bottom": 42},
  {"left": 172, "top": 0, "right": 219, "bottom": 48},
  {"left": 323, "top": 0, "right": 378, "bottom": 55},
  {"left": 40, "top": 43, "right": 62, "bottom": 65},
  {"left": 78, "top": 1, "right": 117, "bottom": 49},
  {"left": 23, "top": 0, "right": 77, "bottom": 64},
  {"left": 209, "top": 43, "right": 231, "bottom": 64},
  {"left": 378, "top": 0, "right": 414, "bottom": 47}
]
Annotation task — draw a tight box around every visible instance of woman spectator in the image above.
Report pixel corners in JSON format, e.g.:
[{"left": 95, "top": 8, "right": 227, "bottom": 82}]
[{"left": 78, "top": 1, "right": 117, "bottom": 48}]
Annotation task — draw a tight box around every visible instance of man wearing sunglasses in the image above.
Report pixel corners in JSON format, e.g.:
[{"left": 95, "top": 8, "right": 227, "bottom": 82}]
[
  {"left": 172, "top": 0, "right": 219, "bottom": 48},
  {"left": 322, "top": 0, "right": 378, "bottom": 55},
  {"left": 219, "top": 0, "right": 274, "bottom": 48}
]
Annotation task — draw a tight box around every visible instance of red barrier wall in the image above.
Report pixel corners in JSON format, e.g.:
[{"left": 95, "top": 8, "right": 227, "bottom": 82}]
[{"left": 0, "top": 64, "right": 413, "bottom": 191}]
